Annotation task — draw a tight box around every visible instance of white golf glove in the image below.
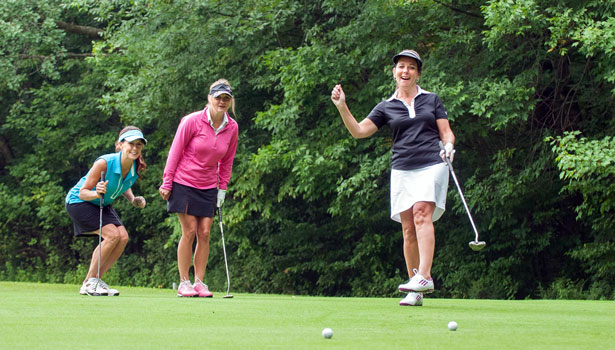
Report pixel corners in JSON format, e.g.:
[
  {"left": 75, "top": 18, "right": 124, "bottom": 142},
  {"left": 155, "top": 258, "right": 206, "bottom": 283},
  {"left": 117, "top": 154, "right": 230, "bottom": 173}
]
[
  {"left": 217, "top": 189, "right": 226, "bottom": 208},
  {"left": 440, "top": 142, "right": 455, "bottom": 162}
]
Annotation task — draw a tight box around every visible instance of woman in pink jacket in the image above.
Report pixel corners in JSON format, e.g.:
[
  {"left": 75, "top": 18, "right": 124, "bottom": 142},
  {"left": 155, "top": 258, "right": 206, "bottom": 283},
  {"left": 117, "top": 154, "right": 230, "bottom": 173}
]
[{"left": 159, "top": 79, "right": 239, "bottom": 297}]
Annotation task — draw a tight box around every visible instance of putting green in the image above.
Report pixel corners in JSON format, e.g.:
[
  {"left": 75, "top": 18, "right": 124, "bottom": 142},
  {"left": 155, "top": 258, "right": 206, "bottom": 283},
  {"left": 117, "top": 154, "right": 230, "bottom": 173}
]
[{"left": 1, "top": 282, "right": 613, "bottom": 349}]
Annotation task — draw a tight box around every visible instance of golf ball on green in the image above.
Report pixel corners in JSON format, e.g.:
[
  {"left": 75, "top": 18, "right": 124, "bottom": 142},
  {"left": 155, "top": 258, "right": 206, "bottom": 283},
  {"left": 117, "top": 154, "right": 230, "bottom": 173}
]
[
  {"left": 448, "top": 321, "right": 458, "bottom": 331},
  {"left": 322, "top": 328, "right": 333, "bottom": 339}
]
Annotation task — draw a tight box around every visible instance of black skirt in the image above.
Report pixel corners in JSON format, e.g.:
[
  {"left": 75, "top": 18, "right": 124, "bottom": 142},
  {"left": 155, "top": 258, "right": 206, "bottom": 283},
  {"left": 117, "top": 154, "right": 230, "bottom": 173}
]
[
  {"left": 66, "top": 202, "right": 123, "bottom": 237},
  {"left": 167, "top": 182, "right": 216, "bottom": 218}
]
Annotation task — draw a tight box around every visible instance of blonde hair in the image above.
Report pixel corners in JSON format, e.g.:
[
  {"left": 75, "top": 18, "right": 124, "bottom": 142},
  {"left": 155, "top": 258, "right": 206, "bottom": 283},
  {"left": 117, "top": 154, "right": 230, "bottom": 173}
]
[{"left": 207, "top": 78, "right": 236, "bottom": 115}]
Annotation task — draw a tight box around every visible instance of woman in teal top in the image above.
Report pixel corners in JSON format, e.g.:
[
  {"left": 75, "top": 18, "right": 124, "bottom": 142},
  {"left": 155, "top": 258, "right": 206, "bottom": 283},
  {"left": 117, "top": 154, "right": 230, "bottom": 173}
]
[{"left": 65, "top": 126, "right": 148, "bottom": 296}]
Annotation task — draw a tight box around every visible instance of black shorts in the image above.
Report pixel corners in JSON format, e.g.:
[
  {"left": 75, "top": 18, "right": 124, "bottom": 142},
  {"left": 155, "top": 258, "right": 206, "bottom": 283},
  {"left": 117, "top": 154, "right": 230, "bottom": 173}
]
[
  {"left": 66, "top": 202, "right": 123, "bottom": 237},
  {"left": 167, "top": 182, "right": 216, "bottom": 218}
]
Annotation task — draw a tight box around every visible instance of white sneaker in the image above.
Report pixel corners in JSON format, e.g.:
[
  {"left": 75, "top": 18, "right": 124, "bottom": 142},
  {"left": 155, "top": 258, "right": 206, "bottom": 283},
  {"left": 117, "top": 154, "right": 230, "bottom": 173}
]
[
  {"left": 399, "top": 292, "right": 423, "bottom": 306},
  {"left": 398, "top": 269, "right": 435, "bottom": 293},
  {"left": 79, "top": 280, "right": 88, "bottom": 295},
  {"left": 97, "top": 279, "right": 120, "bottom": 296},
  {"left": 82, "top": 278, "right": 108, "bottom": 296}
]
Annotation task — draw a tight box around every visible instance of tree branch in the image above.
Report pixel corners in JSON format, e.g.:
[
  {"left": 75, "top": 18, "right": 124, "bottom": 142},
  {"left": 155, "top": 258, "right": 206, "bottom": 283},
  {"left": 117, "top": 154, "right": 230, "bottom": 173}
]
[
  {"left": 432, "top": 0, "right": 482, "bottom": 18},
  {"left": 16, "top": 53, "right": 101, "bottom": 60},
  {"left": 56, "top": 20, "right": 103, "bottom": 39}
]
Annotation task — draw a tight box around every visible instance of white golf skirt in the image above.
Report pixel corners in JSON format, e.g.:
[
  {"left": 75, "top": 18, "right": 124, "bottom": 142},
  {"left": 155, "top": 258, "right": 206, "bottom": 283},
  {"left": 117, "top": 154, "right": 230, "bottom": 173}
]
[{"left": 390, "top": 162, "right": 449, "bottom": 223}]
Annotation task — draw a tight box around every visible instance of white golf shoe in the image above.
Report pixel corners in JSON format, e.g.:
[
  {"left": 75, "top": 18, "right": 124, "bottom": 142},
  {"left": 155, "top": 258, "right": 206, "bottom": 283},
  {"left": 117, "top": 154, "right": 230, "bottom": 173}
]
[
  {"left": 81, "top": 278, "right": 108, "bottom": 296},
  {"left": 97, "top": 279, "right": 120, "bottom": 296},
  {"left": 80, "top": 280, "right": 88, "bottom": 295},
  {"left": 399, "top": 292, "right": 423, "bottom": 306},
  {"left": 398, "top": 269, "right": 435, "bottom": 293}
]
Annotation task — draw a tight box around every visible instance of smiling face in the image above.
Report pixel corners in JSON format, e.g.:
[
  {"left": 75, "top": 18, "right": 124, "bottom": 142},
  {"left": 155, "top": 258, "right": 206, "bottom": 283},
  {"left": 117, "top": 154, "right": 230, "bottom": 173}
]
[
  {"left": 120, "top": 139, "right": 144, "bottom": 160},
  {"left": 393, "top": 56, "right": 421, "bottom": 87}
]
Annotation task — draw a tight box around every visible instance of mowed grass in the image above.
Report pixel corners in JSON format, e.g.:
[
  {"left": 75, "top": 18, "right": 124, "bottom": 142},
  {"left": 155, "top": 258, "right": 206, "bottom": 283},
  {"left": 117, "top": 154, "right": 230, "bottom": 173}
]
[{"left": 1, "top": 282, "right": 614, "bottom": 350}]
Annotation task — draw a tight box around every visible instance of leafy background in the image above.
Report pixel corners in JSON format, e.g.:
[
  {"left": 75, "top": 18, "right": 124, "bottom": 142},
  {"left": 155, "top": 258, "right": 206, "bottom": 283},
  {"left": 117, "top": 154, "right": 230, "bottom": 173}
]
[{"left": 1, "top": 0, "right": 613, "bottom": 299}]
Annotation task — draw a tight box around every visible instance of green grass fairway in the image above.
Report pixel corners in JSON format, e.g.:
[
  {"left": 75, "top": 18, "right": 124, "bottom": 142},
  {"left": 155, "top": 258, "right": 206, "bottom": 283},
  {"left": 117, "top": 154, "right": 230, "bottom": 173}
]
[{"left": 1, "top": 282, "right": 613, "bottom": 349}]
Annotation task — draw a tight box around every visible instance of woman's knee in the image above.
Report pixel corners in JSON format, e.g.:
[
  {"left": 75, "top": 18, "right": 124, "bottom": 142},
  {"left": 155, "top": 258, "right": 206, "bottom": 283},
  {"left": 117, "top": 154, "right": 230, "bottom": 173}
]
[
  {"left": 118, "top": 228, "right": 129, "bottom": 246},
  {"left": 102, "top": 226, "right": 122, "bottom": 245},
  {"left": 196, "top": 229, "right": 210, "bottom": 242},
  {"left": 181, "top": 228, "right": 197, "bottom": 241},
  {"left": 195, "top": 217, "right": 213, "bottom": 242},
  {"left": 402, "top": 227, "right": 418, "bottom": 244},
  {"left": 413, "top": 203, "right": 434, "bottom": 226},
  {"left": 178, "top": 214, "right": 198, "bottom": 240}
]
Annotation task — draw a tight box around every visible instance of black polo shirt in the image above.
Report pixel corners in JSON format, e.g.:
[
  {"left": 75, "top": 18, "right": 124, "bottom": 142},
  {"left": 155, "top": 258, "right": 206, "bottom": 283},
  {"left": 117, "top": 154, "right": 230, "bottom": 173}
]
[{"left": 367, "top": 87, "right": 448, "bottom": 170}]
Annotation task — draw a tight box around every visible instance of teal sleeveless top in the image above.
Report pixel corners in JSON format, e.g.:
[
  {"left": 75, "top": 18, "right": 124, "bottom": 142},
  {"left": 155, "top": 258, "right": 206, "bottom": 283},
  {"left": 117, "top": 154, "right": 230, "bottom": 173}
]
[{"left": 65, "top": 152, "right": 139, "bottom": 206}]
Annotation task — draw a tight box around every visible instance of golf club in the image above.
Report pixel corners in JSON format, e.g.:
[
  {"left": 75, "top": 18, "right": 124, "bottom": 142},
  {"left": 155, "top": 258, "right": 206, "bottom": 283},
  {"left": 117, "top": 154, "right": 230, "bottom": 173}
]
[
  {"left": 439, "top": 142, "right": 486, "bottom": 251},
  {"left": 92, "top": 171, "right": 106, "bottom": 296},
  {"left": 218, "top": 206, "right": 233, "bottom": 298}
]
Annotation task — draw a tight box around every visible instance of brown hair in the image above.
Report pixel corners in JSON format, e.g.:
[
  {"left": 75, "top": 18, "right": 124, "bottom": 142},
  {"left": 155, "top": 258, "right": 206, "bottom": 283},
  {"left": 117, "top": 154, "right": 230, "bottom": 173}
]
[
  {"left": 115, "top": 126, "right": 147, "bottom": 178},
  {"left": 207, "top": 78, "right": 236, "bottom": 115}
]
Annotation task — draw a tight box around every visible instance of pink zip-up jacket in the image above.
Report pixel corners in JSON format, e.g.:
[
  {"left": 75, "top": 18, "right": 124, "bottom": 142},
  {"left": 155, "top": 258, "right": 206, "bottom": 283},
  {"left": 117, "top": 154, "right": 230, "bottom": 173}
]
[{"left": 161, "top": 108, "right": 238, "bottom": 191}]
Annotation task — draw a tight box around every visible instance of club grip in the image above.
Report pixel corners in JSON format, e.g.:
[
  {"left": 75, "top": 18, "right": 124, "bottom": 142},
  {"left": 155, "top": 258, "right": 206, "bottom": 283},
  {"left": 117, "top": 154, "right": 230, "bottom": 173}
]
[{"left": 100, "top": 171, "right": 105, "bottom": 203}]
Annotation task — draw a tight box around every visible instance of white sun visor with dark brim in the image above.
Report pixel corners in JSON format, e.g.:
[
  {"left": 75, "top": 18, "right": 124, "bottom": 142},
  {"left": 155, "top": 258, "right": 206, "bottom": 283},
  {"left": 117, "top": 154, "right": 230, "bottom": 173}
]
[
  {"left": 392, "top": 49, "right": 423, "bottom": 68},
  {"left": 118, "top": 129, "right": 148, "bottom": 144},
  {"left": 209, "top": 84, "right": 233, "bottom": 98}
]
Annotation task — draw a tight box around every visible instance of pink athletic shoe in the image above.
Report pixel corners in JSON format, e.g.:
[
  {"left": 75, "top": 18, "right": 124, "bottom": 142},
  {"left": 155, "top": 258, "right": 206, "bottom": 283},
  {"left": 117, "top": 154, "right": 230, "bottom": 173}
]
[
  {"left": 177, "top": 280, "right": 198, "bottom": 297},
  {"left": 193, "top": 280, "right": 213, "bottom": 298}
]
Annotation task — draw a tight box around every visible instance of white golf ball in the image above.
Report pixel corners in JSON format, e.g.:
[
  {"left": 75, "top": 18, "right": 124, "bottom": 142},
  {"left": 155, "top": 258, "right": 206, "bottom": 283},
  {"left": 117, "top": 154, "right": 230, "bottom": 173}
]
[
  {"left": 448, "top": 321, "right": 458, "bottom": 331},
  {"left": 322, "top": 328, "right": 333, "bottom": 339}
]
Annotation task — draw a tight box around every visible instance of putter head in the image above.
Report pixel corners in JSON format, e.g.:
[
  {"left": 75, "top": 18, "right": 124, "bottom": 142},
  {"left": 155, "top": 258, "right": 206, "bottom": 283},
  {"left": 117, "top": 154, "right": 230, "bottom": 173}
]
[
  {"left": 223, "top": 294, "right": 234, "bottom": 298},
  {"left": 469, "top": 241, "right": 486, "bottom": 251}
]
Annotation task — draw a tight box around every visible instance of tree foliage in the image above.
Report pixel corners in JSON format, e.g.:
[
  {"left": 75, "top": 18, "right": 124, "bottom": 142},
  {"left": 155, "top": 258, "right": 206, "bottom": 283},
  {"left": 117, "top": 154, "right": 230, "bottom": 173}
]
[{"left": 1, "top": 0, "right": 614, "bottom": 299}]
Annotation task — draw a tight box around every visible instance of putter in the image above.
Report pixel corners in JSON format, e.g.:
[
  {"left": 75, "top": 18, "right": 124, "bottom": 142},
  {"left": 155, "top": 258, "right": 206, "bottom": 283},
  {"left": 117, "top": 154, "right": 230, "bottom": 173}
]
[
  {"left": 440, "top": 142, "right": 486, "bottom": 251},
  {"left": 218, "top": 206, "right": 233, "bottom": 298},
  {"left": 92, "top": 171, "right": 106, "bottom": 296}
]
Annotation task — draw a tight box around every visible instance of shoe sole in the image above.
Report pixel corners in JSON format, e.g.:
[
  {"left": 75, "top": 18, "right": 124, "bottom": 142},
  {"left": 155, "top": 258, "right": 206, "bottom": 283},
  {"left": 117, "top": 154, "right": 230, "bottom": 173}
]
[
  {"left": 83, "top": 290, "right": 118, "bottom": 296},
  {"left": 399, "top": 302, "right": 423, "bottom": 306},
  {"left": 398, "top": 287, "right": 434, "bottom": 293},
  {"left": 397, "top": 286, "right": 435, "bottom": 293},
  {"left": 86, "top": 292, "right": 108, "bottom": 296}
]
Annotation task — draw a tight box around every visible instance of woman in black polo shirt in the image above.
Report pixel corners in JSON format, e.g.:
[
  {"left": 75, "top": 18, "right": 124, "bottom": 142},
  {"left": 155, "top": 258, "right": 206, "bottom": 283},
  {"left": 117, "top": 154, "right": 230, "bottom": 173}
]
[{"left": 331, "top": 49, "right": 455, "bottom": 306}]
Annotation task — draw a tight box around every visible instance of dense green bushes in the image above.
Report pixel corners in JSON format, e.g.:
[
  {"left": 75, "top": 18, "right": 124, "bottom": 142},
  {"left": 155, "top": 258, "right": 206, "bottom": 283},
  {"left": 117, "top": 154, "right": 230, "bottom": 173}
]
[{"left": 1, "top": 0, "right": 614, "bottom": 299}]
